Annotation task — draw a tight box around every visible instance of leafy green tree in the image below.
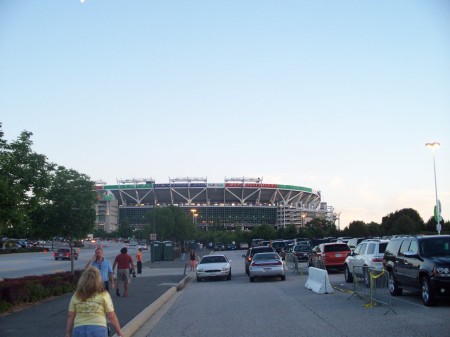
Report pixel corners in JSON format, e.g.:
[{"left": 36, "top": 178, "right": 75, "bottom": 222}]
[
  {"left": 118, "top": 218, "right": 133, "bottom": 239},
  {"left": 346, "top": 220, "right": 368, "bottom": 237},
  {"left": 251, "top": 224, "right": 276, "bottom": 240},
  {"left": 381, "top": 208, "right": 424, "bottom": 235},
  {"left": 0, "top": 125, "right": 54, "bottom": 237},
  {"left": 42, "top": 166, "right": 97, "bottom": 272}
]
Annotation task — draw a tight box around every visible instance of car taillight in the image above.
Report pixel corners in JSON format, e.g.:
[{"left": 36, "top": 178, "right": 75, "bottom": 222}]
[
  {"left": 372, "top": 257, "right": 383, "bottom": 263},
  {"left": 252, "top": 260, "right": 282, "bottom": 266}
]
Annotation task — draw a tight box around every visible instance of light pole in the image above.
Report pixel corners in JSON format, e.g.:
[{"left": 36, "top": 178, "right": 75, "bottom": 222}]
[
  {"left": 426, "top": 142, "right": 441, "bottom": 235},
  {"left": 301, "top": 213, "right": 306, "bottom": 227},
  {"left": 191, "top": 209, "right": 197, "bottom": 223}
]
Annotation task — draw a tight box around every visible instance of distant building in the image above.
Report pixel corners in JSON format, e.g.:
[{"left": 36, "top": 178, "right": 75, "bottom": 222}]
[{"left": 95, "top": 176, "right": 338, "bottom": 232}]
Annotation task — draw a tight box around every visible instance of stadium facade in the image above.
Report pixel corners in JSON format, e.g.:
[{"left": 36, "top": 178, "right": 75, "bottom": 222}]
[{"left": 95, "top": 177, "right": 338, "bottom": 233}]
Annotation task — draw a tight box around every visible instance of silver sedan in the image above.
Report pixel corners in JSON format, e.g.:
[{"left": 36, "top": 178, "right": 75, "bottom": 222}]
[{"left": 249, "top": 252, "right": 286, "bottom": 282}]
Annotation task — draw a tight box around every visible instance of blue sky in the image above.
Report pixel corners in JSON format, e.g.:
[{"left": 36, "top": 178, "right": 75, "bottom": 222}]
[{"left": 1, "top": 0, "right": 449, "bottom": 229}]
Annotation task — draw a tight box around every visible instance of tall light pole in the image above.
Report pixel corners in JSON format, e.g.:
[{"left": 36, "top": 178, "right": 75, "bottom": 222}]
[
  {"left": 191, "top": 209, "right": 197, "bottom": 223},
  {"left": 426, "top": 142, "right": 441, "bottom": 235}
]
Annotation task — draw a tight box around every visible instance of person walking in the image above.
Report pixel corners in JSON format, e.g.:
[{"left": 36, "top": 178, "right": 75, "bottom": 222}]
[
  {"left": 136, "top": 248, "right": 143, "bottom": 274},
  {"left": 180, "top": 244, "right": 186, "bottom": 261},
  {"left": 85, "top": 247, "right": 114, "bottom": 292},
  {"left": 65, "top": 267, "right": 124, "bottom": 337},
  {"left": 189, "top": 249, "right": 197, "bottom": 271},
  {"left": 113, "top": 247, "right": 136, "bottom": 297}
]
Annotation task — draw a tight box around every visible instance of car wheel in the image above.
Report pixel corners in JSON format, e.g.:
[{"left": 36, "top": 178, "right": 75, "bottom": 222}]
[
  {"left": 281, "top": 275, "right": 286, "bottom": 281},
  {"left": 388, "top": 271, "right": 402, "bottom": 296},
  {"left": 227, "top": 271, "right": 231, "bottom": 280},
  {"left": 363, "top": 267, "right": 370, "bottom": 288},
  {"left": 249, "top": 276, "right": 255, "bottom": 282},
  {"left": 54, "top": 258, "right": 58, "bottom": 261},
  {"left": 344, "top": 265, "right": 353, "bottom": 283},
  {"left": 421, "top": 276, "right": 437, "bottom": 306},
  {"left": 197, "top": 275, "right": 201, "bottom": 282}
]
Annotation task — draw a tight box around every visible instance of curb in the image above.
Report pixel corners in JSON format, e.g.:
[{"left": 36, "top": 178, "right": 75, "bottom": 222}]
[{"left": 113, "top": 273, "right": 193, "bottom": 337}]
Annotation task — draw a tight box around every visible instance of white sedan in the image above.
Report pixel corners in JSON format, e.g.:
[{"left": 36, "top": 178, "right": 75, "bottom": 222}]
[{"left": 196, "top": 254, "right": 232, "bottom": 282}]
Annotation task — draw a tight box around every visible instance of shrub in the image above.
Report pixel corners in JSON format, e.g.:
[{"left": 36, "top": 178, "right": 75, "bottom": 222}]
[{"left": 0, "top": 270, "right": 82, "bottom": 314}]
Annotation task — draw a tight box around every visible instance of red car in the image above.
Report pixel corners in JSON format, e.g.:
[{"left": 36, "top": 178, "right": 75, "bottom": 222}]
[
  {"left": 53, "top": 248, "right": 79, "bottom": 261},
  {"left": 308, "top": 242, "right": 351, "bottom": 271}
]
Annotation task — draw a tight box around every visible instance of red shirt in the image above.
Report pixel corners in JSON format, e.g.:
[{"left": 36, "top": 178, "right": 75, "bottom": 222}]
[{"left": 114, "top": 253, "right": 133, "bottom": 269}]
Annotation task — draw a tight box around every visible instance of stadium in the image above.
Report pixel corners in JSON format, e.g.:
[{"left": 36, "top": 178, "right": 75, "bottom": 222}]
[{"left": 94, "top": 177, "right": 337, "bottom": 233}]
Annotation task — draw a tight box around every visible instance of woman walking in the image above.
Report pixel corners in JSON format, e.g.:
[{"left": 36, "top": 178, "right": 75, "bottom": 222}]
[
  {"left": 189, "top": 249, "right": 197, "bottom": 271},
  {"left": 65, "top": 267, "right": 124, "bottom": 337}
]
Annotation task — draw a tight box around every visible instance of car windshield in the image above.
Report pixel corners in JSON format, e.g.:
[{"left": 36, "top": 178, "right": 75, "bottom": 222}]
[
  {"left": 421, "top": 238, "right": 450, "bottom": 257},
  {"left": 253, "top": 253, "right": 279, "bottom": 261},
  {"left": 201, "top": 256, "right": 227, "bottom": 264},
  {"left": 324, "top": 244, "right": 349, "bottom": 252},
  {"left": 294, "top": 246, "right": 311, "bottom": 252}
]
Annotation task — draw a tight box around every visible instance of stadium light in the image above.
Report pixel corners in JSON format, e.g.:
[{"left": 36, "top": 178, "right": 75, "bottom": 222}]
[{"left": 425, "top": 142, "right": 441, "bottom": 234}]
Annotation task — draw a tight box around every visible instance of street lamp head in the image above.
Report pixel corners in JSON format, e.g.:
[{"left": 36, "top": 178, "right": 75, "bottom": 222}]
[{"left": 426, "top": 142, "right": 441, "bottom": 151}]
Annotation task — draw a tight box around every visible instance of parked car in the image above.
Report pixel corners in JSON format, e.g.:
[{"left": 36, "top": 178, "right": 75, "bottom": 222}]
[
  {"left": 271, "top": 240, "right": 288, "bottom": 259},
  {"left": 243, "top": 245, "right": 276, "bottom": 275},
  {"left": 249, "top": 252, "right": 286, "bottom": 282},
  {"left": 344, "top": 239, "right": 389, "bottom": 286},
  {"left": 308, "top": 242, "right": 351, "bottom": 271},
  {"left": 214, "top": 242, "right": 225, "bottom": 251},
  {"left": 292, "top": 244, "right": 313, "bottom": 262},
  {"left": 227, "top": 243, "right": 237, "bottom": 250},
  {"left": 53, "top": 248, "right": 79, "bottom": 260},
  {"left": 138, "top": 242, "right": 148, "bottom": 250},
  {"left": 239, "top": 242, "right": 249, "bottom": 250},
  {"left": 346, "top": 237, "right": 369, "bottom": 251},
  {"left": 383, "top": 235, "right": 450, "bottom": 306},
  {"left": 196, "top": 254, "right": 231, "bottom": 281}
]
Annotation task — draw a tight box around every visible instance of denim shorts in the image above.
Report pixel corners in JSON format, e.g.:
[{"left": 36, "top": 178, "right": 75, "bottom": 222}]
[{"left": 72, "top": 325, "right": 107, "bottom": 337}]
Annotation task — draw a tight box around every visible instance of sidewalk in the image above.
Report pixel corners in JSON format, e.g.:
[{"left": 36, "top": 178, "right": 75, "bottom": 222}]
[{"left": 0, "top": 257, "right": 200, "bottom": 337}]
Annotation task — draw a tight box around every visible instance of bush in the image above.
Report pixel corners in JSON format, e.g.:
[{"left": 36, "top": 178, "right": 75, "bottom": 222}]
[{"left": 0, "top": 270, "right": 82, "bottom": 314}]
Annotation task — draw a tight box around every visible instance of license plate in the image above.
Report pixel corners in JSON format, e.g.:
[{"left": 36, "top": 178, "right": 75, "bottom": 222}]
[
  {"left": 264, "top": 267, "right": 272, "bottom": 271},
  {"left": 335, "top": 253, "right": 342, "bottom": 257}
]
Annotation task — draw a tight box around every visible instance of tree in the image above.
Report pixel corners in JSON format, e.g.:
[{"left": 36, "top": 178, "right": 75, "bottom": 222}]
[
  {"left": 381, "top": 208, "right": 424, "bottom": 235},
  {"left": 0, "top": 125, "right": 54, "bottom": 237},
  {"left": 346, "top": 220, "right": 368, "bottom": 238},
  {"left": 43, "top": 166, "right": 97, "bottom": 272}
]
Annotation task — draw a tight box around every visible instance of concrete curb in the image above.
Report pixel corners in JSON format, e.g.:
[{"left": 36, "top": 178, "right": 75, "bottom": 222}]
[{"left": 113, "top": 273, "right": 193, "bottom": 337}]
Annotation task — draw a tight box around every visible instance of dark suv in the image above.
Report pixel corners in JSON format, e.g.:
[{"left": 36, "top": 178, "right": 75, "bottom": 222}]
[
  {"left": 383, "top": 235, "right": 450, "bottom": 306},
  {"left": 243, "top": 245, "right": 275, "bottom": 275}
]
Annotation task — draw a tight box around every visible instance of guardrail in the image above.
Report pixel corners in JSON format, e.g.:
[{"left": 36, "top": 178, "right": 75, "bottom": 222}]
[{"left": 347, "top": 266, "right": 396, "bottom": 315}]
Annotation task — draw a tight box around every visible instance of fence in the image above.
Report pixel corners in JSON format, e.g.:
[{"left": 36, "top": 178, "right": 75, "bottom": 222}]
[
  {"left": 284, "top": 252, "right": 308, "bottom": 275},
  {"left": 347, "top": 266, "right": 396, "bottom": 315}
]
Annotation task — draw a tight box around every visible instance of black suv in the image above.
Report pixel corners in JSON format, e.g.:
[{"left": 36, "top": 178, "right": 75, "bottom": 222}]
[
  {"left": 383, "top": 235, "right": 450, "bottom": 306},
  {"left": 243, "top": 245, "right": 275, "bottom": 275}
]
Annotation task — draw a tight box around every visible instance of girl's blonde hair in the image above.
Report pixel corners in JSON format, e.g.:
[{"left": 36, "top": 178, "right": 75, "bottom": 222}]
[{"left": 75, "top": 266, "right": 105, "bottom": 302}]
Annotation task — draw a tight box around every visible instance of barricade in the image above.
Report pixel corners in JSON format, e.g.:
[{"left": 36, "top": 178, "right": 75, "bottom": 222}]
[
  {"left": 347, "top": 266, "right": 396, "bottom": 315},
  {"left": 305, "top": 267, "right": 334, "bottom": 294}
]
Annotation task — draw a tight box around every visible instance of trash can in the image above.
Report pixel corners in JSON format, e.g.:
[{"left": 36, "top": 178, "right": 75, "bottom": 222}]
[
  {"left": 150, "top": 241, "right": 162, "bottom": 262},
  {"left": 162, "top": 241, "right": 174, "bottom": 261}
]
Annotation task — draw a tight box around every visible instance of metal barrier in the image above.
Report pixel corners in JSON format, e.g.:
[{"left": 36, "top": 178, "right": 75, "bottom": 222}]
[
  {"left": 347, "top": 266, "right": 396, "bottom": 315},
  {"left": 284, "top": 253, "right": 308, "bottom": 275}
]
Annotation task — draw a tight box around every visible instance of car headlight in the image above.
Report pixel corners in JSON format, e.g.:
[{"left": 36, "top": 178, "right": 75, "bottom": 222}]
[
  {"left": 221, "top": 266, "right": 230, "bottom": 271},
  {"left": 197, "top": 268, "right": 203, "bottom": 272},
  {"left": 434, "top": 266, "right": 450, "bottom": 277}
]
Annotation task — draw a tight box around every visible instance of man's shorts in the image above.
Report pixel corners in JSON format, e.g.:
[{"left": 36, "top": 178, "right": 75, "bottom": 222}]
[{"left": 117, "top": 269, "right": 130, "bottom": 284}]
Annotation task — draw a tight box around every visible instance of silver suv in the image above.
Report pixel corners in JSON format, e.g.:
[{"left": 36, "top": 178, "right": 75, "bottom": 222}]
[{"left": 344, "top": 239, "right": 389, "bottom": 286}]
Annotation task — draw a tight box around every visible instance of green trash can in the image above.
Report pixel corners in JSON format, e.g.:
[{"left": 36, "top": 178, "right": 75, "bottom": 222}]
[
  {"left": 151, "top": 241, "right": 162, "bottom": 262},
  {"left": 162, "top": 241, "right": 174, "bottom": 261}
]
